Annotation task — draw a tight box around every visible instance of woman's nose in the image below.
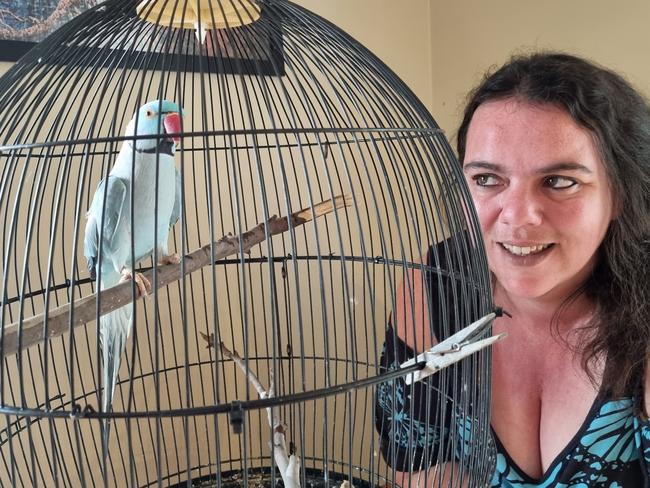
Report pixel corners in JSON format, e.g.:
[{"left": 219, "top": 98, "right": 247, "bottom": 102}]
[{"left": 498, "top": 184, "right": 543, "bottom": 227}]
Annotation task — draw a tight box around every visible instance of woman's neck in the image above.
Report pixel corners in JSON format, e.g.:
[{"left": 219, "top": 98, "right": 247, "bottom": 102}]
[{"left": 493, "top": 282, "right": 595, "bottom": 336}]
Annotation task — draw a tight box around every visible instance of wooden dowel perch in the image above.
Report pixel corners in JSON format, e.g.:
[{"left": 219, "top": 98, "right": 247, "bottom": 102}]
[{"left": 1, "top": 194, "right": 353, "bottom": 358}]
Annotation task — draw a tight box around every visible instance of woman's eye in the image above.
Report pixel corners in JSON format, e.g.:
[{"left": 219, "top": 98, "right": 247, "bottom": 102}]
[
  {"left": 545, "top": 176, "right": 577, "bottom": 189},
  {"left": 472, "top": 174, "right": 500, "bottom": 187}
]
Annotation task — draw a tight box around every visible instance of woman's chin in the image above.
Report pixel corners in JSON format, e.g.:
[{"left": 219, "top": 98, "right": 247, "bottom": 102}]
[{"left": 494, "top": 277, "right": 556, "bottom": 301}]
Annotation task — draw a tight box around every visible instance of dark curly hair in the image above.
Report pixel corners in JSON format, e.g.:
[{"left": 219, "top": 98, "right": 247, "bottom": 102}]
[{"left": 457, "top": 52, "right": 650, "bottom": 402}]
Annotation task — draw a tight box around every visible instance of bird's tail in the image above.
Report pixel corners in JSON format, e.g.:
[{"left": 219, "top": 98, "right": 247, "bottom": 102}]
[{"left": 99, "top": 293, "right": 133, "bottom": 446}]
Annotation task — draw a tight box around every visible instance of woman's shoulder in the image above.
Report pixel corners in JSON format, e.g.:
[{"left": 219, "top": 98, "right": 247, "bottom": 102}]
[{"left": 394, "top": 231, "right": 483, "bottom": 352}]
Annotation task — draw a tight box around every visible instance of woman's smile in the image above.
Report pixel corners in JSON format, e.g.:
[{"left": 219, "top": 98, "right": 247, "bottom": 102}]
[{"left": 495, "top": 241, "right": 555, "bottom": 267}]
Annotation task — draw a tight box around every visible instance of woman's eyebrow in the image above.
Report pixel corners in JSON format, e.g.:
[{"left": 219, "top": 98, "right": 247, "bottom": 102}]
[
  {"left": 462, "top": 161, "right": 593, "bottom": 174},
  {"left": 536, "top": 162, "right": 593, "bottom": 174},
  {"left": 462, "top": 161, "right": 502, "bottom": 172}
]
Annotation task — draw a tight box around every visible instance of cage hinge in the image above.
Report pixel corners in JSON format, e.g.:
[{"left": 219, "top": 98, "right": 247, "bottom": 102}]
[{"left": 229, "top": 401, "right": 244, "bottom": 434}]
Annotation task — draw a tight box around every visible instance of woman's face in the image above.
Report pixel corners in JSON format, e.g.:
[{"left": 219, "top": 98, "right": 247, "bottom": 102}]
[{"left": 462, "top": 98, "right": 615, "bottom": 303}]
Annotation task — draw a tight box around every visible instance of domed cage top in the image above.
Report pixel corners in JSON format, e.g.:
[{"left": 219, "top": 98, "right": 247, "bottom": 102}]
[{"left": 0, "top": 1, "right": 495, "bottom": 487}]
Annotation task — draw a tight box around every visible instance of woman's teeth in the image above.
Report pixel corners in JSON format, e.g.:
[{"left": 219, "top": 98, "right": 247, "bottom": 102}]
[{"left": 501, "top": 243, "right": 552, "bottom": 256}]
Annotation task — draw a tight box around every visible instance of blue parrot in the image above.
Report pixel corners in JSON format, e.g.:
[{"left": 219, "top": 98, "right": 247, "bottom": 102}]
[{"left": 83, "top": 100, "right": 183, "bottom": 438}]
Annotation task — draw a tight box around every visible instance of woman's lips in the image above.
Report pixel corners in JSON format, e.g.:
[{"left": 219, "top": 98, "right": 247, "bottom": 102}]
[
  {"left": 496, "top": 242, "right": 555, "bottom": 265},
  {"left": 500, "top": 242, "right": 553, "bottom": 256}
]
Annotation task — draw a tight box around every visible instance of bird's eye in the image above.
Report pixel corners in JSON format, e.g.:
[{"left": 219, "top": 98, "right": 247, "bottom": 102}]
[{"left": 146, "top": 109, "right": 153, "bottom": 117}]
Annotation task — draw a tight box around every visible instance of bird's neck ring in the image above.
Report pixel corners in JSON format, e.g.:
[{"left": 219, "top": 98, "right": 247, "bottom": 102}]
[{"left": 128, "top": 139, "right": 175, "bottom": 156}]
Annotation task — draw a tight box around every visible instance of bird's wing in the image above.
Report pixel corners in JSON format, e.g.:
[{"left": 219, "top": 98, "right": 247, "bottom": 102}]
[
  {"left": 169, "top": 167, "right": 181, "bottom": 230},
  {"left": 84, "top": 176, "right": 131, "bottom": 278}
]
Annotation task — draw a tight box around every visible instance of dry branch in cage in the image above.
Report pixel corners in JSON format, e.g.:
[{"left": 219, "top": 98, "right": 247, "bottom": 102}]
[
  {"left": 203, "top": 337, "right": 357, "bottom": 488},
  {"left": 1, "top": 194, "right": 352, "bottom": 358},
  {"left": 216, "top": 339, "right": 300, "bottom": 488}
]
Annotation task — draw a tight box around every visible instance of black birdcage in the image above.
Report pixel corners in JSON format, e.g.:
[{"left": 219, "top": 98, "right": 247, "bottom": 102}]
[{"left": 0, "top": 1, "right": 496, "bottom": 487}]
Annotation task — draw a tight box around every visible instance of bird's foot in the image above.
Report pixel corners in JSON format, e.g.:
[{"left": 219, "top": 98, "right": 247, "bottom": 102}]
[
  {"left": 159, "top": 253, "right": 181, "bottom": 265},
  {"left": 119, "top": 269, "right": 151, "bottom": 297},
  {"left": 218, "top": 232, "right": 239, "bottom": 247},
  {"left": 218, "top": 233, "right": 250, "bottom": 255}
]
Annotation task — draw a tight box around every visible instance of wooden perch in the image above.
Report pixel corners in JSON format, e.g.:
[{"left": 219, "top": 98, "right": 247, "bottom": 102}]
[{"left": 1, "top": 195, "right": 353, "bottom": 357}]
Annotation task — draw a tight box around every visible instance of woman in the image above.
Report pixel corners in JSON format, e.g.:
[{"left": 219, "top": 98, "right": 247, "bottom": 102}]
[{"left": 376, "top": 53, "right": 650, "bottom": 486}]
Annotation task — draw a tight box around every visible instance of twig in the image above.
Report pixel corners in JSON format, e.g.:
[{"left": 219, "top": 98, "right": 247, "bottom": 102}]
[
  {"left": 218, "top": 340, "right": 300, "bottom": 488},
  {"left": 1, "top": 195, "right": 353, "bottom": 357},
  {"left": 217, "top": 341, "right": 267, "bottom": 398}
]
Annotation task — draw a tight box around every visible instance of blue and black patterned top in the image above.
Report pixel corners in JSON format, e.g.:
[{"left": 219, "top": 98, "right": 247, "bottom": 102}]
[
  {"left": 375, "top": 324, "right": 650, "bottom": 486},
  {"left": 491, "top": 396, "right": 650, "bottom": 486}
]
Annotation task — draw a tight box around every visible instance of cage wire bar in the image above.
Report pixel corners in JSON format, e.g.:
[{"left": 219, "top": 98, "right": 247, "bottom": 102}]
[{"left": 0, "top": 0, "right": 495, "bottom": 487}]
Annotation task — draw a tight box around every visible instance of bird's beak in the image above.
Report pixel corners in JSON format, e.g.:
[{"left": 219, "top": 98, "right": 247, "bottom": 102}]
[{"left": 163, "top": 112, "right": 182, "bottom": 143}]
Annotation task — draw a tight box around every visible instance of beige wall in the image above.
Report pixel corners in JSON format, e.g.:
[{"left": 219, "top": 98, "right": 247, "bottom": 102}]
[
  {"left": 430, "top": 0, "right": 650, "bottom": 147},
  {"left": 288, "top": 1, "right": 650, "bottom": 153},
  {"left": 293, "top": 0, "right": 434, "bottom": 111}
]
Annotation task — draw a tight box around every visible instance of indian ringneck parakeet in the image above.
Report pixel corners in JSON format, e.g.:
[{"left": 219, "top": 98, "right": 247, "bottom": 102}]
[{"left": 83, "top": 100, "right": 183, "bottom": 438}]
